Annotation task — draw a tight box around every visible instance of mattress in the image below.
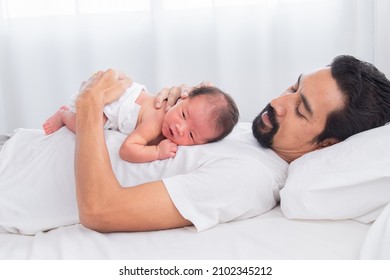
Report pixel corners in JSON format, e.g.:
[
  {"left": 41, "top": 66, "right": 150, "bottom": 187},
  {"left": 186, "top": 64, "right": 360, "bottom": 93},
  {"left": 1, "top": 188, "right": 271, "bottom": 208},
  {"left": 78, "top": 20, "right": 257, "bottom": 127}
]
[{"left": 0, "top": 205, "right": 369, "bottom": 260}]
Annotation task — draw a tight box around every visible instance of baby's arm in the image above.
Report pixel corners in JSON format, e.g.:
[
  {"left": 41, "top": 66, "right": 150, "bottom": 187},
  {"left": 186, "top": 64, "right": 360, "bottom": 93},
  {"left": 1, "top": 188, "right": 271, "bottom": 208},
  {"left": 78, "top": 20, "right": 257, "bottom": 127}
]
[{"left": 119, "top": 121, "right": 178, "bottom": 163}]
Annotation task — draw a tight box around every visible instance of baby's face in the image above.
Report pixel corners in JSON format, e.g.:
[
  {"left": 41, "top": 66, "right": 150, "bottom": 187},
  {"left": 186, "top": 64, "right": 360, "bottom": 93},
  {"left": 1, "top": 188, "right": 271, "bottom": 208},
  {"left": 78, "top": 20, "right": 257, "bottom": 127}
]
[{"left": 161, "top": 96, "right": 220, "bottom": 146}]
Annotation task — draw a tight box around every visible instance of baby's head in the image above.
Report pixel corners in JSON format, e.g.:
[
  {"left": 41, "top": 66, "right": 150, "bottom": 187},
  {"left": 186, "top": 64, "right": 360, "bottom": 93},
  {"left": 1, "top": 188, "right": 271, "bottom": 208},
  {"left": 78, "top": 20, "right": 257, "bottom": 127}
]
[{"left": 161, "top": 86, "right": 239, "bottom": 146}]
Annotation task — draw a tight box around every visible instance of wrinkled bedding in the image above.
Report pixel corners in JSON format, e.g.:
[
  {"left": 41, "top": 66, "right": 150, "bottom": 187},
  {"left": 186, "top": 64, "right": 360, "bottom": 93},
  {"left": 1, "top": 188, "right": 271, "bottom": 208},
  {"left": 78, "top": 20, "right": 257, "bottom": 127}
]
[{"left": 0, "top": 130, "right": 384, "bottom": 259}]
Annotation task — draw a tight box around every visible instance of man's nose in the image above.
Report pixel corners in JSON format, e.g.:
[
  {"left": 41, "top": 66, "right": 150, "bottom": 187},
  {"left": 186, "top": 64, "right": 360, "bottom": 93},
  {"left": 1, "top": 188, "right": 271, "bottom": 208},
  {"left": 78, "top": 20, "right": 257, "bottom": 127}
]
[{"left": 270, "top": 96, "right": 288, "bottom": 118}]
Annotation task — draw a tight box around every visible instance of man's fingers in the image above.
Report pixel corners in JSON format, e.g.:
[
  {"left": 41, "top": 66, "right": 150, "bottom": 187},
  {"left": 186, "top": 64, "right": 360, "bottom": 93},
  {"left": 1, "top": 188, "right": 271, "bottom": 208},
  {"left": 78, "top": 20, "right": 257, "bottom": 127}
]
[
  {"left": 166, "top": 87, "right": 182, "bottom": 110},
  {"left": 198, "top": 80, "right": 213, "bottom": 87},
  {"left": 103, "top": 77, "right": 133, "bottom": 104},
  {"left": 180, "top": 84, "right": 191, "bottom": 98},
  {"left": 155, "top": 86, "right": 183, "bottom": 110},
  {"left": 155, "top": 87, "right": 170, "bottom": 108}
]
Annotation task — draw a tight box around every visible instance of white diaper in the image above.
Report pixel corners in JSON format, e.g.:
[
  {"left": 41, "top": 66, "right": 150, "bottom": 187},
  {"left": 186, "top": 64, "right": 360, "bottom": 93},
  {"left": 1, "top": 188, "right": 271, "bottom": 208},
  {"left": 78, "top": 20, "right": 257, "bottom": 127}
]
[
  {"left": 69, "top": 82, "right": 146, "bottom": 135},
  {"left": 103, "top": 82, "right": 146, "bottom": 134}
]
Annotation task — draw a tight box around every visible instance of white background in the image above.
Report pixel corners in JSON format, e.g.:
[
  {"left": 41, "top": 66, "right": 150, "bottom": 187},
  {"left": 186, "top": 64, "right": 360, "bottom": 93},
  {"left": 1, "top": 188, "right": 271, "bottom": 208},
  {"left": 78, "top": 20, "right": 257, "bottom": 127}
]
[{"left": 0, "top": 0, "right": 389, "bottom": 134}]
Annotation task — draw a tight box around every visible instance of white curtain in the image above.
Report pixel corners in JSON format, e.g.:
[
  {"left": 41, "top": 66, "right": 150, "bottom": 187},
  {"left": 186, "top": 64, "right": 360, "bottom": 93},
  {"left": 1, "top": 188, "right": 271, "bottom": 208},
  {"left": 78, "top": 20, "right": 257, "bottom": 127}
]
[{"left": 0, "top": 0, "right": 389, "bottom": 134}]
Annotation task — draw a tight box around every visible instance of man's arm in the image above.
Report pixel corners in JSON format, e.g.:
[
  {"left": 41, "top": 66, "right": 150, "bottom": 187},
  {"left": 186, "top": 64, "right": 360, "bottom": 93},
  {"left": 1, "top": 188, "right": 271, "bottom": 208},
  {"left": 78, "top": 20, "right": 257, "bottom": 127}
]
[{"left": 74, "top": 70, "right": 191, "bottom": 232}]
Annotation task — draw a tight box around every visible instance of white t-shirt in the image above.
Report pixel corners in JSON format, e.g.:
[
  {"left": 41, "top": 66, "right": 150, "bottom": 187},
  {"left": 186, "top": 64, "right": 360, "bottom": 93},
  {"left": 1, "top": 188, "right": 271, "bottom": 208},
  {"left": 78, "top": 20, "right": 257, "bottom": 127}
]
[
  {"left": 0, "top": 123, "right": 287, "bottom": 234},
  {"left": 163, "top": 123, "right": 288, "bottom": 231}
]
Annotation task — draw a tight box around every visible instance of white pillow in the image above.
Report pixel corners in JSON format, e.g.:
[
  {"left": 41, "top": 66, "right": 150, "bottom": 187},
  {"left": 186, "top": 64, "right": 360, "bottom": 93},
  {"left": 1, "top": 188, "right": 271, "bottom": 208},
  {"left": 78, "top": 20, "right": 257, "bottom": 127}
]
[{"left": 280, "top": 124, "right": 390, "bottom": 223}]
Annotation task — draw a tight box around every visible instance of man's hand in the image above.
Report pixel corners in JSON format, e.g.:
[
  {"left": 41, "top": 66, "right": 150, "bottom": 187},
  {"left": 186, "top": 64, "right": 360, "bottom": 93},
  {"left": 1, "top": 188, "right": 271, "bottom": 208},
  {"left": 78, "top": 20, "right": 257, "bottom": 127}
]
[
  {"left": 76, "top": 69, "right": 132, "bottom": 109},
  {"left": 154, "top": 81, "right": 213, "bottom": 111},
  {"left": 154, "top": 85, "right": 189, "bottom": 111}
]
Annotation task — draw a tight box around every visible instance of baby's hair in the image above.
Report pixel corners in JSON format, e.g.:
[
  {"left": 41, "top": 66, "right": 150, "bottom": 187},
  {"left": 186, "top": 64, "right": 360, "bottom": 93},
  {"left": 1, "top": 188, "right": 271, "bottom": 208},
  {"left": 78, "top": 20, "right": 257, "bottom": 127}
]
[{"left": 188, "top": 86, "right": 239, "bottom": 142}]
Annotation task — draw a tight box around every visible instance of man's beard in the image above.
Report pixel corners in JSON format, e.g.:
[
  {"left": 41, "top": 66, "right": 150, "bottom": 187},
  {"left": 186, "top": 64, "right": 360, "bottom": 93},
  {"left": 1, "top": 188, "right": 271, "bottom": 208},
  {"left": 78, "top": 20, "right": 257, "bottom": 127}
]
[{"left": 252, "top": 104, "right": 279, "bottom": 148}]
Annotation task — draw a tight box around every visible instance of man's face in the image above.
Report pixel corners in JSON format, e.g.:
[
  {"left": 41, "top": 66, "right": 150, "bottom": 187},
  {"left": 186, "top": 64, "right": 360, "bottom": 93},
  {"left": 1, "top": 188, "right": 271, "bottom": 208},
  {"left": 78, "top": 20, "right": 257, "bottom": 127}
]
[{"left": 253, "top": 67, "right": 345, "bottom": 162}]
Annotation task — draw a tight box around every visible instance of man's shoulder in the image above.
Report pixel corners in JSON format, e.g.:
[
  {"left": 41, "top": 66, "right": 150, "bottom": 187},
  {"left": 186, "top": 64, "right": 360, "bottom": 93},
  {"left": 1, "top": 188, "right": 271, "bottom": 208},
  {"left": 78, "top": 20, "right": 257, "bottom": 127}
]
[
  {"left": 211, "top": 122, "right": 288, "bottom": 174},
  {"left": 191, "top": 122, "right": 287, "bottom": 168}
]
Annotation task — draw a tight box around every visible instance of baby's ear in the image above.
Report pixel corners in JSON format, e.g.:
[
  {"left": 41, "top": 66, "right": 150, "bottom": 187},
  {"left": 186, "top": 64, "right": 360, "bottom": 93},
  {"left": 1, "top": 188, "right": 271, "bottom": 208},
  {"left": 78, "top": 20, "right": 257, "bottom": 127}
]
[{"left": 318, "top": 137, "right": 339, "bottom": 149}]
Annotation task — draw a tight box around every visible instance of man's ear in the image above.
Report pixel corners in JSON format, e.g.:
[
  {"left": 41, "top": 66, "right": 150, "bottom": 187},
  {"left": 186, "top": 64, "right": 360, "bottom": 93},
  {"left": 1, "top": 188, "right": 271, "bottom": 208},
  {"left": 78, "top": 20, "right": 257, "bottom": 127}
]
[{"left": 318, "top": 138, "right": 339, "bottom": 149}]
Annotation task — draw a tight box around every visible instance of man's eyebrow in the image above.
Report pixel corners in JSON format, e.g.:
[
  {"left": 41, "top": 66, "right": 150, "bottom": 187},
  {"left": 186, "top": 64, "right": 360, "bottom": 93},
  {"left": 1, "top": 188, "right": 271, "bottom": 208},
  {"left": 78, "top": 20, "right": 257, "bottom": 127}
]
[
  {"left": 297, "top": 74, "right": 313, "bottom": 117},
  {"left": 300, "top": 92, "right": 313, "bottom": 117},
  {"left": 297, "top": 73, "right": 303, "bottom": 86}
]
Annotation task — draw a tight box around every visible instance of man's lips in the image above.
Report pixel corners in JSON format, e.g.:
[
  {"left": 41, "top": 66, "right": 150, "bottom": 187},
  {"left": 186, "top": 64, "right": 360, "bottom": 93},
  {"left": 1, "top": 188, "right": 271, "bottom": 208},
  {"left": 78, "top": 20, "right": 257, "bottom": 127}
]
[{"left": 261, "top": 111, "right": 273, "bottom": 130}]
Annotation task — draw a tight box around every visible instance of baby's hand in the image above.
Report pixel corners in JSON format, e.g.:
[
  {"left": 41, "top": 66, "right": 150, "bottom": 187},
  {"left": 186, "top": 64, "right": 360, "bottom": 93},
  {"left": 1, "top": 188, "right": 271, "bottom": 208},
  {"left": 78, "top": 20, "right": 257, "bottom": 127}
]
[{"left": 157, "top": 139, "right": 178, "bottom": 160}]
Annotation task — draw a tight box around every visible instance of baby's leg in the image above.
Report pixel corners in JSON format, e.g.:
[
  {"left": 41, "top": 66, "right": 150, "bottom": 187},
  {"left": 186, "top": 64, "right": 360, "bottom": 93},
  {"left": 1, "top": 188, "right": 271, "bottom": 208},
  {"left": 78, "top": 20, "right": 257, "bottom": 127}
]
[{"left": 42, "top": 106, "right": 76, "bottom": 134}]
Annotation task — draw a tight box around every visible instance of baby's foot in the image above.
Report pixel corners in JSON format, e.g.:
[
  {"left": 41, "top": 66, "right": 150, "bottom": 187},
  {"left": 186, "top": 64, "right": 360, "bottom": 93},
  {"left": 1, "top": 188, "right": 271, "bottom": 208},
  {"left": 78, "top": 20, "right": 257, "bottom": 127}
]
[{"left": 42, "top": 106, "right": 69, "bottom": 135}]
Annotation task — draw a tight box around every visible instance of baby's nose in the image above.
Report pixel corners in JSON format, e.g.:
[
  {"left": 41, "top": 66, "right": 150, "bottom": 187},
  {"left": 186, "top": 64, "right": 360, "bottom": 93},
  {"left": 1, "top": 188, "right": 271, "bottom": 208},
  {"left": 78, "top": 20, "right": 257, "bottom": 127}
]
[{"left": 175, "top": 123, "right": 185, "bottom": 136}]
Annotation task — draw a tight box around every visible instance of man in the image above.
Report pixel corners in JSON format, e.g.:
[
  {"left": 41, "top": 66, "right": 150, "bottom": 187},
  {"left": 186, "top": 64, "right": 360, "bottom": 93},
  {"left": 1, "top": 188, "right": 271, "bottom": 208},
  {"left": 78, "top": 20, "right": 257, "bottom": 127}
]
[
  {"left": 251, "top": 55, "right": 390, "bottom": 162},
  {"left": 74, "top": 55, "right": 390, "bottom": 232}
]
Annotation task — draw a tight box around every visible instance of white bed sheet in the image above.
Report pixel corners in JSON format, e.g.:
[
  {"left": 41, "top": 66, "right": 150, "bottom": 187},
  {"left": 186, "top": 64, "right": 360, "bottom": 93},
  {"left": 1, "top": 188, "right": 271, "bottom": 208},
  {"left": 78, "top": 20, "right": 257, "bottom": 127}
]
[
  {"left": 360, "top": 202, "right": 390, "bottom": 259},
  {"left": 0, "top": 206, "right": 369, "bottom": 260}
]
